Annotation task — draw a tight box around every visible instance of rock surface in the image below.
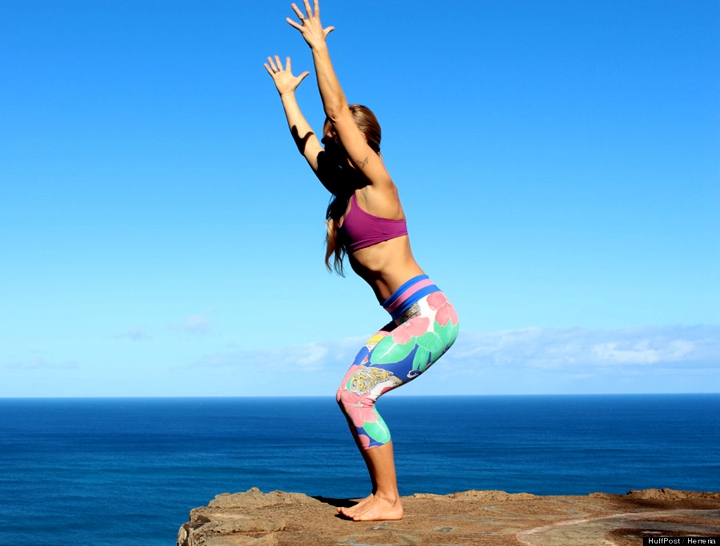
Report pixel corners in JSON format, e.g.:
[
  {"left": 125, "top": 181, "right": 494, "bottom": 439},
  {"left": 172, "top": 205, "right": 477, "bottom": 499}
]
[{"left": 178, "top": 487, "right": 720, "bottom": 546}]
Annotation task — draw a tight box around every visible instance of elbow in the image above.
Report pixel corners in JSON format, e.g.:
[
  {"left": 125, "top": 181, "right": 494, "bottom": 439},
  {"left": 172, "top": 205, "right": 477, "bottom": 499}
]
[{"left": 324, "top": 102, "right": 350, "bottom": 124}]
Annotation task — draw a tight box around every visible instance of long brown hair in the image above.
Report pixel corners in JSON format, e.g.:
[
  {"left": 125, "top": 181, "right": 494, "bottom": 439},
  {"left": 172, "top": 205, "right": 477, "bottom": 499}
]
[{"left": 324, "top": 104, "right": 382, "bottom": 275}]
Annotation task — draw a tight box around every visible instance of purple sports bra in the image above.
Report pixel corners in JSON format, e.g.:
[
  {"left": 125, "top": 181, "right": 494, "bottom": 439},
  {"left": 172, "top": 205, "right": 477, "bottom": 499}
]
[{"left": 339, "top": 193, "right": 408, "bottom": 252}]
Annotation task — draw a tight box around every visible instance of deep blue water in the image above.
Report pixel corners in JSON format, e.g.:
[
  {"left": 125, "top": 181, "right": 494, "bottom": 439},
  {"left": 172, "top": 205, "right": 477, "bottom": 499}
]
[{"left": 1, "top": 395, "right": 718, "bottom": 546}]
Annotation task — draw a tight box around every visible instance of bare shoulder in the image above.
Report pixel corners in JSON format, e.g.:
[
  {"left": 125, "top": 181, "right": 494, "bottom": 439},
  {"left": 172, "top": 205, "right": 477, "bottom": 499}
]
[{"left": 358, "top": 182, "right": 404, "bottom": 219}]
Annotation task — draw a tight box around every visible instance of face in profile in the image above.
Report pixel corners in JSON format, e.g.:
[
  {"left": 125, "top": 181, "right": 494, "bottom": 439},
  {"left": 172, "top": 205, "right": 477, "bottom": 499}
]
[{"left": 322, "top": 120, "right": 347, "bottom": 164}]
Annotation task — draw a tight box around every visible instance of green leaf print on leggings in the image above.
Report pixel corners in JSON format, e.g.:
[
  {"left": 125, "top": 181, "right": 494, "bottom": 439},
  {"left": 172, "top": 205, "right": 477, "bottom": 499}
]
[
  {"left": 436, "top": 320, "right": 460, "bottom": 347},
  {"left": 412, "top": 321, "right": 460, "bottom": 372},
  {"left": 369, "top": 335, "right": 414, "bottom": 365},
  {"left": 371, "top": 318, "right": 460, "bottom": 370},
  {"left": 413, "top": 331, "right": 444, "bottom": 369},
  {"left": 362, "top": 416, "right": 391, "bottom": 445}
]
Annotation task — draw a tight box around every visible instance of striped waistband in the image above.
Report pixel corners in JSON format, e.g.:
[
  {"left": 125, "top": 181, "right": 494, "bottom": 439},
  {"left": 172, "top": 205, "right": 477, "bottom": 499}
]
[{"left": 381, "top": 274, "right": 441, "bottom": 322}]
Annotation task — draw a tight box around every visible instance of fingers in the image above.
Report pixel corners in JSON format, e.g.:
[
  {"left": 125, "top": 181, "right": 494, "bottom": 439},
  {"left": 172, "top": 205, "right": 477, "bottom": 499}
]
[
  {"left": 266, "top": 55, "right": 279, "bottom": 73},
  {"left": 286, "top": 17, "right": 302, "bottom": 31},
  {"left": 290, "top": 2, "right": 305, "bottom": 20},
  {"left": 302, "top": 0, "right": 313, "bottom": 17},
  {"left": 264, "top": 55, "right": 305, "bottom": 78},
  {"left": 264, "top": 55, "right": 288, "bottom": 76},
  {"left": 264, "top": 57, "right": 277, "bottom": 76},
  {"left": 287, "top": 3, "right": 306, "bottom": 30},
  {"left": 286, "top": 0, "right": 332, "bottom": 42},
  {"left": 290, "top": 0, "right": 317, "bottom": 22}
]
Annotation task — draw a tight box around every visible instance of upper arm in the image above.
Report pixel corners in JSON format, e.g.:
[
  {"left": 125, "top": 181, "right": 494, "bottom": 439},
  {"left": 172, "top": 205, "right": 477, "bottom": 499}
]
[
  {"left": 291, "top": 125, "right": 324, "bottom": 171},
  {"left": 314, "top": 150, "right": 344, "bottom": 194},
  {"left": 290, "top": 126, "right": 343, "bottom": 194}
]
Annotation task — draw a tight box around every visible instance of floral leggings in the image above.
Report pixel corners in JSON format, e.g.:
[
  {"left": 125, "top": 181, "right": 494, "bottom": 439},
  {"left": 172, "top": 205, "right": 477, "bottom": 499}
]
[{"left": 336, "top": 275, "right": 460, "bottom": 450}]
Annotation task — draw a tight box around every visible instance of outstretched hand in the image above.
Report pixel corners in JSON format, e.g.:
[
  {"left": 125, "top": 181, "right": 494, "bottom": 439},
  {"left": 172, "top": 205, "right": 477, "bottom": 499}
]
[
  {"left": 286, "top": 0, "right": 334, "bottom": 49},
  {"left": 264, "top": 56, "right": 309, "bottom": 96}
]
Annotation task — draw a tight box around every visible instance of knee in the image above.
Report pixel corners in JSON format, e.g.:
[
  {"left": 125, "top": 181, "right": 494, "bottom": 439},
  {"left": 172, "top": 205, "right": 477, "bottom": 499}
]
[
  {"left": 336, "top": 383, "right": 376, "bottom": 419},
  {"left": 336, "top": 367, "right": 358, "bottom": 410},
  {"left": 335, "top": 385, "right": 360, "bottom": 415}
]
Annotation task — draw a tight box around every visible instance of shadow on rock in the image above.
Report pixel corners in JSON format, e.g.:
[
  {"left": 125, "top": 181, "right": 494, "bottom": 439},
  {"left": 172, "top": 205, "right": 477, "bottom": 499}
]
[{"left": 311, "top": 495, "right": 356, "bottom": 508}]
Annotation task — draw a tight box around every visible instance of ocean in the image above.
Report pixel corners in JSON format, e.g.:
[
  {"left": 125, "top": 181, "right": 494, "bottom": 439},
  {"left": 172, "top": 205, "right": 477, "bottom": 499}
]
[{"left": 1, "top": 395, "right": 718, "bottom": 545}]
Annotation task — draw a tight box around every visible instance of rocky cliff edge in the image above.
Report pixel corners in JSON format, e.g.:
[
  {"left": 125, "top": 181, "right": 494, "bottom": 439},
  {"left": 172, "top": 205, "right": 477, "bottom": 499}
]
[{"left": 178, "top": 487, "right": 720, "bottom": 546}]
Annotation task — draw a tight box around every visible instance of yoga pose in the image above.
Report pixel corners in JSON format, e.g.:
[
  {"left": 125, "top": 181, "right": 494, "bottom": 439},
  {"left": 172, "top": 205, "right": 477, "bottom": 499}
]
[{"left": 265, "top": 0, "right": 459, "bottom": 522}]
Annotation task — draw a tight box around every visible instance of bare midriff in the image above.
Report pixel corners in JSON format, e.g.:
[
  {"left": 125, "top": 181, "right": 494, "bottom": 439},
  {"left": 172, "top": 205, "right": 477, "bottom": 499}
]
[{"left": 347, "top": 235, "right": 425, "bottom": 303}]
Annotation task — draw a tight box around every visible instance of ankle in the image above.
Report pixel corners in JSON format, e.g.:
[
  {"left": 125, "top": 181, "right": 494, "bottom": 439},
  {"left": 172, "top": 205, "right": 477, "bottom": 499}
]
[{"left": 374, "top": 490, "right": 399, "bottom": 504}]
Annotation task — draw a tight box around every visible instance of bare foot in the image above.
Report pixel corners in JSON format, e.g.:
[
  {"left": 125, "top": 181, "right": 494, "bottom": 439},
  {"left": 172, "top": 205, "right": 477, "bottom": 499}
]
[
  {"left": 342, "top": 494, "right": 403, "bottom": 521},
  {"left": 337, "top": 494, "right": 374, "bottom": 517}
]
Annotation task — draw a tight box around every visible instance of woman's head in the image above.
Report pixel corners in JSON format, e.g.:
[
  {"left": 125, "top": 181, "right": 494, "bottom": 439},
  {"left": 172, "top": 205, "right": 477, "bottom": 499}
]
[
  {"left": 349, "top": 104, "right": 381, "bottom": 153},
  {"left": 322, "top": 104, "right": 382, "bottom": 156}
]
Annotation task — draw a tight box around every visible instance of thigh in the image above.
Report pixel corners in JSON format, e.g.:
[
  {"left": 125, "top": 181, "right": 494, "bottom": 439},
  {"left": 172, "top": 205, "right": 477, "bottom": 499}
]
[
  {"left": 338, "top": 292, "right": 459, "bottom": 398},
  {"left": 367, "top": 292, "right": 459, "bottom": 381}
]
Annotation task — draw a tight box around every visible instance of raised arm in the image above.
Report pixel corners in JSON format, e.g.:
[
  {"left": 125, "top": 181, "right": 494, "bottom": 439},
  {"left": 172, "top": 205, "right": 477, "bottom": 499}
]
[
  {"left": 264, "top": 55, "right": 323, "bottom": 171},
  {"left": 287, "top": 0, "right": 393, "bottom": 189}
]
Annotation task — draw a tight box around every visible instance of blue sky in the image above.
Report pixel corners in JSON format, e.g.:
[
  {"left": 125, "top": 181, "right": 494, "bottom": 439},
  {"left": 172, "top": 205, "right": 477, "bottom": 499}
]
[{"left": 1, "top": 0, "right": 718, "bottom": 397}]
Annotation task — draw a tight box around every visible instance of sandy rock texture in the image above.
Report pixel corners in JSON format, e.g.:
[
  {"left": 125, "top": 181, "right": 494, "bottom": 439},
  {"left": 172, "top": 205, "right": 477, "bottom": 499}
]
[{"left": 178, "top": 487, "right": 720, "bottom": 546}]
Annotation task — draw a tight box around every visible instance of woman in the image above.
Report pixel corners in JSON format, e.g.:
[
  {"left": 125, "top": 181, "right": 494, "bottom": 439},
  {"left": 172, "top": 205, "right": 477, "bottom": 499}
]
[{"left": 264, "top": 0, "right": 459, "bottom": 522}]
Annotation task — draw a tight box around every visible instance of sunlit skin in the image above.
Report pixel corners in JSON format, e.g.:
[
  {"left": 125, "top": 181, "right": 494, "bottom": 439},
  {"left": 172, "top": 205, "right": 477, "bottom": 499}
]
[{"left": 265, "top": 0, "right": 427, "bottom": 521}]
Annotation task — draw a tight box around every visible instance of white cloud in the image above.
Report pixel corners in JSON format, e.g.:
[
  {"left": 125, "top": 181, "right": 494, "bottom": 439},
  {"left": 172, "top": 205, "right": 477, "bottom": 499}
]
[
  {"left": 591, "top": 339, "right": 694, "bottom": 364},
  {"left": 191, "top": 325, "right": 719, "bottom": 377},
  {"left": 117, "top": 327, "right": 151, "bottom": 341},
  {"left": 6, "top": 357, "right": 78, "bottom": 370},
  {"left": 174, "top": 310, "right": 213, "bottom": 334},
  {"left": 452, "top": 325, "right": 720, "bottom": 370},
  {"left": 194, "top": 335, "right": 367, "bottom": 373},
  {"left": 181, "top": 325, "right": 719, "bottom": 395}
]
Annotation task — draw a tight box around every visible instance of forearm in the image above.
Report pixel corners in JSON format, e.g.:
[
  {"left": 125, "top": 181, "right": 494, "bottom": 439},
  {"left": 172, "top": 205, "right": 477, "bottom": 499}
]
[
  {"left": 280, "top": 92, "right": 311, "bottom": 143},
  {"left": 311, "top": 44, "right": 348, "bottom": 121},
  {"left": 279, "top": 92, "right": 320, "bottom": 163}
]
